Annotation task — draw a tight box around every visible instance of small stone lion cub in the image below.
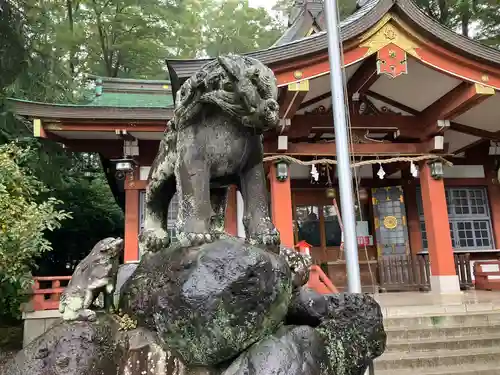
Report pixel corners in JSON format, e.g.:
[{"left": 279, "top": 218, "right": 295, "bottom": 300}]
[{"left": 59, "top": 237, "right": 124, "bottom": 321}]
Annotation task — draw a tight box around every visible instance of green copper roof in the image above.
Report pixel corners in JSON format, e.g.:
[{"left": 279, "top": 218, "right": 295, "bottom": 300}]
[
  {"left": 87, "top": 92, "right": 174, "bottom": 108},
  {"left": 8, "top": 75, "right": 175, "bottom": 109}
]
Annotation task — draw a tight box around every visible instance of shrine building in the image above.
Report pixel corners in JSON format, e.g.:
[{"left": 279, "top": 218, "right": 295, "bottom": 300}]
[{"left": 11, "top": 0, "right": 500, "bottom": 295}]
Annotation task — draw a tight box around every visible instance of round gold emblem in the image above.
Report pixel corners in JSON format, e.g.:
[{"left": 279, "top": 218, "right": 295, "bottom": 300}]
[
  {"left": 383, "top": 216, "right": 398, "bottom": 229},
  {"left": 384, "top": 27, "right": 397, "bottom": 40},
  {"left": 293, "top": 70, "right": 303, "bottom": 79}
]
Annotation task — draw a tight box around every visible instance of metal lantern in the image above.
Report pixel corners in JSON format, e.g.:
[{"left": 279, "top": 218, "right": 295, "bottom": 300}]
[
  {"left": 429, "top": 160, "right": 444, "bottom": 180},
  {"left": 111, "top": 158, "right": 136, "bottom": 172},
  {"left": 275, "top": 161, "right": 289, "bottom": 182}
]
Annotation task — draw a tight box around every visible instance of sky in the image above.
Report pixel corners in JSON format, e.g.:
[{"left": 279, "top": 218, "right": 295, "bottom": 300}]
[{"left": 248, "top": 0, "right": 278, "bottom": 12}]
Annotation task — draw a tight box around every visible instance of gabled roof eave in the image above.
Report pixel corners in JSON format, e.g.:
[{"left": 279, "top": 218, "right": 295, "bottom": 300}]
[
  {"left": 167, "top": 0, "right": 500, "bottom": 81},
  {"left": 167, "top": 0, "right": 391, "bottom": 79}
]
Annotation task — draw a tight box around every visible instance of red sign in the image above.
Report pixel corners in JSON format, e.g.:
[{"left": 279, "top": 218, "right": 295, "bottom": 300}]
[
  {"left": 357, "top": 236, "right": 372, "bottom": 246},
  {"left": 376, "top": 43, "right": 408, "bottom": 78}
]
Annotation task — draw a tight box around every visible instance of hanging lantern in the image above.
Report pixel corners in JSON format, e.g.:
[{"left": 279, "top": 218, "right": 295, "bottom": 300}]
[
  {"left": 275, "top": 161, "right": 289, "bottom": 182},
  {"left": 429, "top": 160, "right": 444, "bottom": 180}
]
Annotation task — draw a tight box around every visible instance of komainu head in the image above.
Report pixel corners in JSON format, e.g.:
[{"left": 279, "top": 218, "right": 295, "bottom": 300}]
[{"left": 173, "top": 54, "right": 280, "bottom": 133}]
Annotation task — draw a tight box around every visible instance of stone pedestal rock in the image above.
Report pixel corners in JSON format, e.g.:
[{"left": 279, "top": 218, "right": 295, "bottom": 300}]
[{"left": 120, "top": 237, "right": 293, "bottom": 366}]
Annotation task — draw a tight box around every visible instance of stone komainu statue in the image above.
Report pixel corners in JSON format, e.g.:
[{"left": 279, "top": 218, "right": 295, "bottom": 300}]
[{"left": 140, "top": 54, "right": 281, "bottom": 250}]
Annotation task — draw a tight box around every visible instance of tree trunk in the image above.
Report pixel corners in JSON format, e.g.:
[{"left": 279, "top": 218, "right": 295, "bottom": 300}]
[
  {"left": 66, "top": 0, "right": 75, "bottom": 75},
  {"left": 461, "top": 8, "right": 470, "bottom": 37}
]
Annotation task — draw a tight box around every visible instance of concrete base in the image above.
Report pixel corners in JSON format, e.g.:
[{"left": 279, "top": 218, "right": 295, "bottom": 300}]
[
  {"left": 22, "top": 310, "right": 61, "bottom": 347},
  {"left": 430, "top": 275, "right": 461, "bottom": 294}
]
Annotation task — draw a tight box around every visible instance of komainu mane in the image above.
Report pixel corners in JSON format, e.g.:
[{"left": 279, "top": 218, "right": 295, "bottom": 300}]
[{"left": 140, "top": 54, "right": 281, "bottom": 250}]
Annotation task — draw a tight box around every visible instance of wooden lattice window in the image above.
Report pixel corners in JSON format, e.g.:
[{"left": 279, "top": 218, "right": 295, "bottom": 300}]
[{"left": 417, "top": 187, "right": 494, "bottom": 251}]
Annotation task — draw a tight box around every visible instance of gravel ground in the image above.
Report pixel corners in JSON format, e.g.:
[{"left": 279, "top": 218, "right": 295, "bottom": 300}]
[
  {"left": 0, "top": 349, "right": 17, "bottom": 371},
  {"left": 0, "top": 325, "right": 22, "bottom": 372}
]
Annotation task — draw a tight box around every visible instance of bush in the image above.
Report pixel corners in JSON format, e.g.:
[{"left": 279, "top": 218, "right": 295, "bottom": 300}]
[
  {"left": 0, "top": 276, "right": 29, "bottom": 323},
  {"left": 0, "top": 143, "right": 70, "bottom": 289}
]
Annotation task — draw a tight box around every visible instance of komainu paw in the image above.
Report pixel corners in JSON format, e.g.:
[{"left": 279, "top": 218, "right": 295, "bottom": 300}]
[{"left": 139, "top": 228, "right": 171, "bottom": 253}]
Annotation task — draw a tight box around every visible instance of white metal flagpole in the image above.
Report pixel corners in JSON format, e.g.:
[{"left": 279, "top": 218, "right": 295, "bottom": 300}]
[{"left": 324, "top": 0, "right": 362, "bottom": 293}]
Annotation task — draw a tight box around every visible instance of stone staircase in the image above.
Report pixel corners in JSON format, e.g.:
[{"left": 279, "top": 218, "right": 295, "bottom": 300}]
[{"left": 374, "top": 308, "right": 500, "bottom": 374}]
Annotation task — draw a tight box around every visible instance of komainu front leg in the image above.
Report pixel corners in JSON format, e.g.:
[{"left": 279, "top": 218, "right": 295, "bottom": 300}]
[
  {"left": 240, "top": 162, "right": 280, "bottom": 248},
  {"left": 138, "top": 177, "right": 173, "bottom": 254},
  {"left": 176, "top": 158, "right": 213, "bottom": 246}
]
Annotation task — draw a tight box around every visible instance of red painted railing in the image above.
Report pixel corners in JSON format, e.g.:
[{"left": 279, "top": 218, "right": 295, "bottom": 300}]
[
  {"left": 474, "top": 261, "right": 500, "bottom": 291},
  {"left": 30, "top": 276, "right": 72, "bottom": 311},
  {"left": 28, "top": 241, "right": 338, "bottom": 312},
  {"left": 308, "top": 265, "right": 338, "bottom": 294},
  {"left": 295, "top": 241, "right": 339, "bottom": 294}
]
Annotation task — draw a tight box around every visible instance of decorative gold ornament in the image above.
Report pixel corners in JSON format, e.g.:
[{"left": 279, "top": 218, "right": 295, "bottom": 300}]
[
  {"left": 293, "top": 70, "right": 303, "bottom": 79},
  {"left": 383, "top": 215, "right": 398, "bottom": 229},
  {"left": 481, "top": 74, "right": 489, "bottom": 82},
  {"left": 384, "top": 26, "right": 397, "bottom": 40},
  {"left": 360, "top": 22, "right": 420, "bottom": 59}
]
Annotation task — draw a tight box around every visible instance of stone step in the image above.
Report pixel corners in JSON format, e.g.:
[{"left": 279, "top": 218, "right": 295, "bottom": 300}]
[
  {"left": 374, "top": 347, "right": 500, "bottom": 371},
  {"left": 375, "top": 362, "right": 500, "bottom": 375},
  {"left": 385, "top": 322, "right": 500, "bottom": 341},
  {"left": 386, "top": 333, "right": 500, "bottom": 353},
  {"left": 384, "top": 311, "right": 500, "bottom": 329},
  {"left": 380, "top": 302, "right": 500, "bottom": 319}
]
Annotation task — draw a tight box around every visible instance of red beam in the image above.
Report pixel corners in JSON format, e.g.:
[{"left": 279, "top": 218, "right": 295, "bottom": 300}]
[
  {"left": 45, "top": 124, "right": 166, "bottom": 132},
  {"left": 264, "top": 141, "right": 433, "bottom": 156},
  {"left": 275, "top": 47, "right": 369, "bottom": 86},
  {"left": 279, "top": 81, "right": 309, "bottom": 119},
  {"left": 449, "top": 122, "right": 500, "bottom": 141},
  {"left": 420, "top": 82, "right": 495, "bottom": 139},
  {"left": 58, "top": 139, "right": 160, "bottom": 157},
  {"left": 366, "top": 90, "right": 420, "bottom": 115},
  {"left": 347, "top": 56, "right": 379, "bottom": 97},
  {"left": 292, "top": 113, "right": 418, "bottom": 132}
]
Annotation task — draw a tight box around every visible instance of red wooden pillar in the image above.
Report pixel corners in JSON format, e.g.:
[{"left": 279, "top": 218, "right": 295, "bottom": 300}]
[
  {"left": 225, "top": 185, "right": 238, "bottom": 236},
  {"left": 124, "top": 172, "right": 140, "bottom": 263},
  {"left": 269, "top": 164, "right": 294, "bottom": 248},
  {"left": 486, "top": 166, "right": 500, "bottom": 247},
  {"left": 420, "top": 163, "right": 460, "bottom": 293}
]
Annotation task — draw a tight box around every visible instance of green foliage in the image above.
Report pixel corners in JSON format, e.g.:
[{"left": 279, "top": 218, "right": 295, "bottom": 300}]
[
  {"left": 273, "top": 0, "right": 357, "bottom": 23},
  {"left": 474, "top": 1, "right": 500, "bottom": 48},
  {"left": 203, "top": 0, "right": 284, "bottom": 57},
  {"left": 0, "top": 277, "right": 29, "bottom": 323},
  {"left": 414, "top": 0, "right": 500, "bottom": 43},
  {"left": 40, "top": 174, "right": 124, "bottom": 275},
  {"left": 0, "top": 143, "right": 71, "bottom": 283},
  {"left": 0, "top": 0, "right": 27, "bottom": 91},
  {"left": 6, "top": 0, "right": 286, "bottom": 85}
]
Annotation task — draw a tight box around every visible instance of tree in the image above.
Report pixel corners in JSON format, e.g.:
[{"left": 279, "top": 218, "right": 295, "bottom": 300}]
[
  {"left": 474, "top": 1, "right": 500, "bottom": 48},
  {"left": 203, "top": 0, "right": 284, "bottom": 57},
  {"left": 0, "top": 143, "right": 71, "bottom": 284},
  {"left": 414, "top": 0, "right": 500, "bottom": 43},
  {"left": 0, "top": 0, "right": 26, "bottom": 91},
  {"left": 273, "top": 0, "right": 358, "bottom": 24}
]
